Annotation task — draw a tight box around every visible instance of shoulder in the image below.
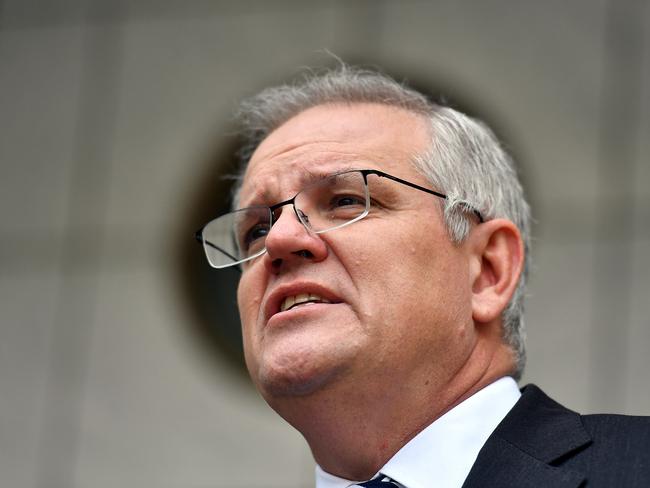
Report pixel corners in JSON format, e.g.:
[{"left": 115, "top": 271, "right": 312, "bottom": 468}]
[
  {"left": 581, "top": 411, "right": 650, "bottom": 434},
  {"left": 516, "top": 385, "right": 650, "bottom": 485},
  {"left": 464, "top": 383, "right": 650, "bottom": 487},
  {"left": 517, "top": 384, "right": 650, "bottom": 444},
  {"left": 572, "top": 413, "right": 650, "bottom": 467}
]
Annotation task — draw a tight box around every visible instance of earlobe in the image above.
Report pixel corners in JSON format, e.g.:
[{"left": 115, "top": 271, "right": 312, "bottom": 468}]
[{"left": 469, "top": 219, "right": 524, "bottom": 324}]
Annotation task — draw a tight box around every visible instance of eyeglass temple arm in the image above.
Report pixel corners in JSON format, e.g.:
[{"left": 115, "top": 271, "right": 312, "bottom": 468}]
[
  {"left": 194, "top": 230, "right": 240, "bottom": 262},
  {"left": 368, "top": 170, "right": 484, "bottom": 223}
]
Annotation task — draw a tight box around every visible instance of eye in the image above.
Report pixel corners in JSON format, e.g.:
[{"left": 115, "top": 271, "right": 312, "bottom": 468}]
[
  {"left": 242, "top": 223, "right": 270, "bottom": 250},
  {"left": 331, "top": 194, "right": 366, "bottom": 208}
]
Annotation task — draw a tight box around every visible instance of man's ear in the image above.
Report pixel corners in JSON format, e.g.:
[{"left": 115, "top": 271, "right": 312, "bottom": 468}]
[{"left": 468, "top": 219, "right": 524, "bottom": 324}]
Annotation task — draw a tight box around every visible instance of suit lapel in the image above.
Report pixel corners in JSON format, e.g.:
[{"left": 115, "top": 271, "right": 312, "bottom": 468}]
[
  {"left": 462, "top": 385, "right": 591, "bottom": 488},
  {"left": 461, "top": 436, "right": 585, "bottom": 488}
]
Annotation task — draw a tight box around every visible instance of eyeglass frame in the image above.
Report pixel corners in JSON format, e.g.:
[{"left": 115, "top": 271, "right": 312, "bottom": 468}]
[{"left": 194, "top": 168, "right": 485, "bottom": 269}]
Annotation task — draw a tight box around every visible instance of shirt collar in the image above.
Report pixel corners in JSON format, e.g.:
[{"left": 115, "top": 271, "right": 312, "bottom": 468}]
[{"left": 315, "top": 377, "right": 521, "bottom": 488}]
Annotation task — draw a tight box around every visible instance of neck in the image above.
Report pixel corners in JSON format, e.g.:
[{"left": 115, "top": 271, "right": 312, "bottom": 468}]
[{"left": 266, "top": 333, "right": 515, "bottom": 480}]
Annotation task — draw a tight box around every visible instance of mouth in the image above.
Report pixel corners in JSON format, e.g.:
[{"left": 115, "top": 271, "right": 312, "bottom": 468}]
[
  {"left": 280, "top": 293, "right": 331, "bottom": 312},
  {"left": 264, "top": 283, "right": 342, "bottom": 322}
]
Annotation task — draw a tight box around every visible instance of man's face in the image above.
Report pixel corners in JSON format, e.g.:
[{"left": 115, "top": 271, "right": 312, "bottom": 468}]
[{"left": 236, "top": 103, "right": 476, "bottom": 404}]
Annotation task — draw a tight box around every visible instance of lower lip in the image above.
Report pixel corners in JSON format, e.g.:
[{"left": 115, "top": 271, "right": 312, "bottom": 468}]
[{"left": 266, "top": 302, "right": 341, "bottom": 328}]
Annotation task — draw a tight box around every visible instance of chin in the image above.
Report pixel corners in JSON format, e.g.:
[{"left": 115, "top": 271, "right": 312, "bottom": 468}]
[
  {"left": 254, "top": 348, "right": 350, "bottom": 399},
  {"left": 245, "top": 317, "right": 364, "bottom": 398}
]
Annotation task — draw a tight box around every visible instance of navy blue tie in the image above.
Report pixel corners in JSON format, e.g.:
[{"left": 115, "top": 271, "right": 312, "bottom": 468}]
[{"left": 355, "top": 475, "right": 401, "bottom": 487}]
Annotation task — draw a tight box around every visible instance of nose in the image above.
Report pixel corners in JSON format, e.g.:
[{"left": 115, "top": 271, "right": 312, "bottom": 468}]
[{"left": 262, "top": 207, "right": 328, "bottom": 273}]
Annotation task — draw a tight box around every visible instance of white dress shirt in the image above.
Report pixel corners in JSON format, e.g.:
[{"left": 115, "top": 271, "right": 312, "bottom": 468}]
[{"left": 315, "top": 376, "right": 521, "bottom": 488}]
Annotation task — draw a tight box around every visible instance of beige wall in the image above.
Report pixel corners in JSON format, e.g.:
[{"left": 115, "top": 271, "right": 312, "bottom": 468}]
[{"left": 1, "top": 1, "right": 648, "bottom": 487}]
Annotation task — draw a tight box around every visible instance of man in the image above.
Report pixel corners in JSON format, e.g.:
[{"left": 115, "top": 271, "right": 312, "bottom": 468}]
[{"left": 195, "top": 66, "right": 649, "bottom": 487}]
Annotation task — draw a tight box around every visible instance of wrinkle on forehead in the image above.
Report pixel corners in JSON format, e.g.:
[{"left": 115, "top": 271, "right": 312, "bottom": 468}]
[
  {"left": 238, "top": 103, "right": 431, "bottom": 207},
  {"left": 251, "top": 103, "right": 428, "bottom": 161},
  {"left": 239, "top": 151, "right": 364, "bottom": 208},
  {"left": 252, "top": 138, "right": 346, "bottom": 164}
]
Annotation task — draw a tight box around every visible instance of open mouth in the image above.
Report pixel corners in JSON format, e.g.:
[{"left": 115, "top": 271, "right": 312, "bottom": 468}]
[{"left": 280, "top": 293, "right": 332, "bottom": 312}]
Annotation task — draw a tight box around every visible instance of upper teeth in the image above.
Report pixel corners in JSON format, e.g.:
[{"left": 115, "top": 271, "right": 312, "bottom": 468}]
[{"left": 280, "top": 293, "right": 330, "bottom": 312}]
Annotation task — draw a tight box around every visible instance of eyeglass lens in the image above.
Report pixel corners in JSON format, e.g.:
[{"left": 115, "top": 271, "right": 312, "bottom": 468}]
[{"left": 201, "top": 171, "right": 370, "bottom": 268}]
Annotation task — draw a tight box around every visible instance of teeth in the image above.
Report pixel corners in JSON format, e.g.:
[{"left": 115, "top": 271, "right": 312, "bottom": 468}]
[{"left": 280, "top": 293, "right": 331, "bottom": 312}]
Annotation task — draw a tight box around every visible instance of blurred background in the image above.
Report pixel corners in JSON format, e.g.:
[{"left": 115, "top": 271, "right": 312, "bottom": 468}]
[{"left": 1, "top": 1, "right": 648, "bottom": 487}]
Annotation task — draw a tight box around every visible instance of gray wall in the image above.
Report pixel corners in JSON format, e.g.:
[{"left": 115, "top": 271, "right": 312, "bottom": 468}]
[{"left": 1, "top": 1, "right": 648, "bottom": 487}]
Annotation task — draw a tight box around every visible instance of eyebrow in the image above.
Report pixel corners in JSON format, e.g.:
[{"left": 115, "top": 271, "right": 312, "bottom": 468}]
[
  {"left": 300, "top": 165, "right": 365, "bottom": 184},
  {"left": 241, "top": 165, "right": 366, "bottom": 208}
]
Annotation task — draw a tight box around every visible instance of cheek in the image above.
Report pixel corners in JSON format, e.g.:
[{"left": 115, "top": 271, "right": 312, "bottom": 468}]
[
  {"left": 236, "top": 273, "right": 265, "bottom": 375},
  {"left": 237, "top": 272, "right": 263, "bottom": 337},
  {"left": 355, "top": 228, "right": 470, "bottom": 328}
]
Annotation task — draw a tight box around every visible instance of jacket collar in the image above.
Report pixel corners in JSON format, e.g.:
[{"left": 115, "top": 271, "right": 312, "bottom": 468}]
[{"left": 462, "top": 384, "right": 591, "bottom": 488}]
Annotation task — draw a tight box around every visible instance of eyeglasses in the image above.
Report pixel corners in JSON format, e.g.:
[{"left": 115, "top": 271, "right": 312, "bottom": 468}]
[{"left": 195, "top": 169, "right": 484, "bottom": 269}]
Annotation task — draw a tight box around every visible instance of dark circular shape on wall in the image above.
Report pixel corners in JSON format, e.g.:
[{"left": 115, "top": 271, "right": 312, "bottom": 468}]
[{"left": 177, "top": 132, "right": 250, "bottom": 378}]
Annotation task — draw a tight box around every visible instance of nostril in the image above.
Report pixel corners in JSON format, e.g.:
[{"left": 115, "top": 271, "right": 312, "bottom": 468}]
[
  {"left": 271, "top": 258, "right": 283, "bottom": 268},
  {"left": 294, "top": 250, "right": 313, "bottom": 259}
]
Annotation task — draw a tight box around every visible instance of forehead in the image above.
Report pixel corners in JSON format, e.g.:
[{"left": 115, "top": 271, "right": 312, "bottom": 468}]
[{"left": 238, "top": 103, "right": 431, "bottom": 205}]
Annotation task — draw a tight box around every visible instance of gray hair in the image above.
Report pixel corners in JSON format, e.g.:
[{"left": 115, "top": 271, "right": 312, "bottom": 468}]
[{"left": 232, "top": 66, "right": 531, "bottom": 379}]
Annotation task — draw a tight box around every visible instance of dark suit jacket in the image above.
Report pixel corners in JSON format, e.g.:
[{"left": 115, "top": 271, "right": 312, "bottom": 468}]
[{"left": 462, "top": 384, "right": 650, "bottom": 487}]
